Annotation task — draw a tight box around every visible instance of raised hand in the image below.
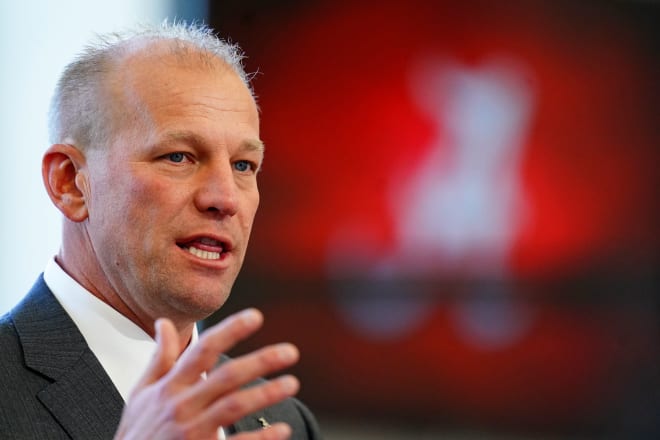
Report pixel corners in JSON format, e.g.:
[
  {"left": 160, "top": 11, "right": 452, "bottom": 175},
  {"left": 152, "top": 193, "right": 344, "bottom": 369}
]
[{"left": 114, "top": 309, "right": 300, "bottom": 440}]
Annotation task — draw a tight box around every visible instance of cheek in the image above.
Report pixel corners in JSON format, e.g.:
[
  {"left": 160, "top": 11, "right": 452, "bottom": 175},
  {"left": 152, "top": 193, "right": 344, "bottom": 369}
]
[
  {"left": 126, "top": 182, "right": 189, "bottom": 251},
  {"left": 242, "top": 191, "right": 260, "bottom": 229},
  {"left": 90, "top": 169, "right": 169, "bottom": 235}
]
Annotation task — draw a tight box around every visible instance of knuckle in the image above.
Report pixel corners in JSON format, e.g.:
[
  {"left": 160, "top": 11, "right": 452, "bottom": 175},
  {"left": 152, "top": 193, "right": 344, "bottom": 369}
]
[
  {"left": 221, "top": 394, "right": 249, "bottom": 417},
  {"left": 262, "top": 347, "right": 284, "bottom": 368},
  {"left": 195, "top": 338, "right": 216, "bottom": 360},
  {"left": 162, "top": 397, "right": 187, "bottom": 422},
  {"left": 153, "top": 384, "right": 169, "bottom": 403},
  {"left": 214, "top": 363, "right": 238, "bottom": 385},
  {"left": 257, "top": 347, "right": 291, "bottom": 374},
  {"left": 179, "top": 423, "right": 202, "bottom": 440},
  {"left": 155, "top": 380, "right": 176, "bottom": 401},
  {"left": 260, "top": 381, "right": 283, "bottom": 401}
]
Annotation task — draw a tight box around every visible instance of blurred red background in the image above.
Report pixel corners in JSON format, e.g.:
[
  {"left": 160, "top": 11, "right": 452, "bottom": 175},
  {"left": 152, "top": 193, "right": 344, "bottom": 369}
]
[{"left": 206, "top": 1, "right": 658, "bottom": 437}]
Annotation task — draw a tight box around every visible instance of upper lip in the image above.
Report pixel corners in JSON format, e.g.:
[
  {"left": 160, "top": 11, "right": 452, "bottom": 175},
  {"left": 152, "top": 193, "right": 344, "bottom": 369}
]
[{"left": 176, "top": 233, "right": 234, "bottom": 252}]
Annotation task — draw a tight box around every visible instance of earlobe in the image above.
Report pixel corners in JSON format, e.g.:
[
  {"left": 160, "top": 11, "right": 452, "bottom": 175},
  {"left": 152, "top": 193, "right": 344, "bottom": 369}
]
[{"left": 42, "top": 144, "right": 89, "bottom": 222}]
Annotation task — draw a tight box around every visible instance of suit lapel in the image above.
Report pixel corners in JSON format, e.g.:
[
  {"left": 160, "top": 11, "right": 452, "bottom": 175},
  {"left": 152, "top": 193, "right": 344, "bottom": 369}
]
[{"left": 12, "top": 276, "right": 124, "bottom": 439}]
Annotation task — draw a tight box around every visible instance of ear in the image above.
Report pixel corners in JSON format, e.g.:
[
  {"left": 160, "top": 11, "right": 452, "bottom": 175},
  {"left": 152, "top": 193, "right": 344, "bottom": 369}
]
[{"left": 42, "top": 144, "right": 90, "bottom": 222}]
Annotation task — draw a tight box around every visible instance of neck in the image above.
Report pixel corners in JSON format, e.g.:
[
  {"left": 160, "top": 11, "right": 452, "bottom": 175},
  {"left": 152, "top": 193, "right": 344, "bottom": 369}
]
[{"left": 54, "top": 250, "right": 196, "bottom": 351}]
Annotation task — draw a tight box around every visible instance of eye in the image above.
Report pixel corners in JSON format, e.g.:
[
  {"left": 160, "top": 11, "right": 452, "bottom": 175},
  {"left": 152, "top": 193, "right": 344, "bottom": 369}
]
[
  {"left": 166, "top": 152, "right": 187, "bottom": 163},
  {"left": 233, "top": 160, "right": 253, "bottom": 173}
]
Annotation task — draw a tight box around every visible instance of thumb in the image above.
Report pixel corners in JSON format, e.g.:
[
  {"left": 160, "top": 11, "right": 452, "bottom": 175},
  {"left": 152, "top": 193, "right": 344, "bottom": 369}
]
[{"left": 134, "top": 318, "right": 180, "bottom": 389}]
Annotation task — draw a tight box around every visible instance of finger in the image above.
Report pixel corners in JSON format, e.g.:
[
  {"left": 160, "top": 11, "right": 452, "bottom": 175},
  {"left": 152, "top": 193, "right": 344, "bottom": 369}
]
[
  {"left": 190, "top": 343, "right": 299, "bottom": 409},
  {"left": 168, "top": 308, "right": 264, "bottom": 385},
  {"left": 229, "top": 422, "right": 292, "bottom": 440},
  {"left": 132, "top": 318, "right": 180, "bottom": 391},
  {"left": 196, "top": 375, "right": 299, "bottom": 433}
]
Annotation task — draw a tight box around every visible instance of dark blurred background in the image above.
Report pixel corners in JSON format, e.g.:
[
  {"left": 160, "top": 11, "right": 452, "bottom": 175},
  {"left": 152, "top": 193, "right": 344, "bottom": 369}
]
[{"left": 197, "top": 1, "right": 658, "bottom": 438}]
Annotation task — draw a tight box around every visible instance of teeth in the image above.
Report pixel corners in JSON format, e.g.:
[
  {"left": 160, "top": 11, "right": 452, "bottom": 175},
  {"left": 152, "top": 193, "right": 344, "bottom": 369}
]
[{"left": 186, "top": 246, "right": 221, "bottom": 260}]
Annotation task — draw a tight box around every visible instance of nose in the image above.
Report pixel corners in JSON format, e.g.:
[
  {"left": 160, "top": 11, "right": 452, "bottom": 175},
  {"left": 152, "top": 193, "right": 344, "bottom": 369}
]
[{"left": 194, "top": 160, "right": 239, "bottom": 217}]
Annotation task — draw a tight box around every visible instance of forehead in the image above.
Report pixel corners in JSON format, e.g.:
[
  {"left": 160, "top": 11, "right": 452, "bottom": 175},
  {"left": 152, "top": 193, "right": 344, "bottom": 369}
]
[{"left": 106, "top": 41, "right": 258, "bottom": 136}]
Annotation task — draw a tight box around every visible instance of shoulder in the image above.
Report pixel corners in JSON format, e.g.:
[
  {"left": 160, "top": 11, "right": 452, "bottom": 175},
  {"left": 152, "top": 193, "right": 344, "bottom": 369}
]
[
  {"left": 0, "top": 298, "right": 49, "bottom": 389},
  {"left": 0, "top": 309, "right": 24, "bottom": 364},
  {"left": 0, "top": 308, "right": 52, "bottom": 433},
  {"left": 0, "top": 313, "right": 18, "bottom": 366}
]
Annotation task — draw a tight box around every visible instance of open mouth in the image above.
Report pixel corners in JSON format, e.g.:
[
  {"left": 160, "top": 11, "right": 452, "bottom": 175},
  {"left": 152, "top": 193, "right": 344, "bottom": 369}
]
[{"left": 176, "top": 237, "right": 229, "bottom": 261}]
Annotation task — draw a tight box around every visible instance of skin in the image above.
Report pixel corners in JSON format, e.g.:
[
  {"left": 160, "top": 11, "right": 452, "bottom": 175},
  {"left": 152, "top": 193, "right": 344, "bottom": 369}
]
[{"left": 42, "top": 43, "right": 300, "bottom": 439}]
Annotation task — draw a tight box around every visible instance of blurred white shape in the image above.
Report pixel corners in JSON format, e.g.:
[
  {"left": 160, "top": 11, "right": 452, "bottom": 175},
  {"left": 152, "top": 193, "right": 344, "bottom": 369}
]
[
  {"left": 394, "top": 57, "right": 534, "bottom": 274},
  {"left": 326, "top": 227, "right": 436, "bottom": 341},
  {"left": 327, "top": 56, "right": 536, "bottom": 344},
  {"left": 450, "top": 289, "right": 536, "bottom": 351},
  {"left": 0, "top": 1, "right": 175, "bottom": 314}
]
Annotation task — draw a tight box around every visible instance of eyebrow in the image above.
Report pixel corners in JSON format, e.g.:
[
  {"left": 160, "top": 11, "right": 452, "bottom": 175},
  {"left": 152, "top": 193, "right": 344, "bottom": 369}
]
[
  {"left": 160, "top": 130, "right": 265, "bottom": 154},
  {"left": 243, "top": 138, "right": 266, "bottom": 154}
]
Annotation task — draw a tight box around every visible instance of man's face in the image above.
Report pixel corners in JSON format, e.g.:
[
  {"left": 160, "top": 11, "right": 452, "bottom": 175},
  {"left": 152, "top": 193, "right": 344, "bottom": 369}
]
[{"left": 82, "top": 53, "right": 262, "bottom": 326}]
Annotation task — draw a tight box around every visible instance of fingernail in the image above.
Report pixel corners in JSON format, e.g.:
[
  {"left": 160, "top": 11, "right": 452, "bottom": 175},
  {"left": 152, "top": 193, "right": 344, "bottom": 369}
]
[
  {"left": 239, "top": 308, "right": 261, "bottom": 326},
  {"left": 274, "top": 423, "right": 292, "bottom": 437},
  {"left": 276, "top": 343, "right": 299, "bottom": 362},
  {"left": 280, "top": 375, "right": 299, "bottom": 394}
]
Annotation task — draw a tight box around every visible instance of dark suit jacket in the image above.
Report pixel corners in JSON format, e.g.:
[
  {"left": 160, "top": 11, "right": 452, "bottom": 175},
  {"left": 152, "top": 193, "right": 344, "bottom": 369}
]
[{"left": 0, "top": 276, "right": 321, "bottom": 439}]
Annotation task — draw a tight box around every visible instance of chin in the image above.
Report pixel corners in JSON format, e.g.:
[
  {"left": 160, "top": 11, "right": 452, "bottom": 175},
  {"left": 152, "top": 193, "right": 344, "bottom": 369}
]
[
  {"left": 190, "top": 290, "right": 231, "bottom": 316},
  {"left": 163, "top": 288, "right": 231, "bottom": 321}
]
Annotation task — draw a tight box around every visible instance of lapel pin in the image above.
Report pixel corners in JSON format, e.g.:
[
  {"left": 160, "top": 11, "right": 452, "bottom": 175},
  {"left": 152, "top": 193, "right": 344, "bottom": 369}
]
[{"left": 257, "top": 417, "right": 271, "bottom": 429}]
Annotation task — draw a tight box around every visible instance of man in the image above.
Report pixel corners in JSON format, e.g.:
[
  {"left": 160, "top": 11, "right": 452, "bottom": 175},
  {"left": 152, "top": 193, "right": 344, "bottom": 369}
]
[{"left": 0, "top": 23, "right": 320, "bottom": 439}]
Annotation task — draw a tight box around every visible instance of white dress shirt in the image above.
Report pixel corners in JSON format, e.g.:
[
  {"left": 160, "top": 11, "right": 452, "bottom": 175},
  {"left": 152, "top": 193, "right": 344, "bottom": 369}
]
[{"left": 43, "top": 257, "right": 225, "bottom": 439}]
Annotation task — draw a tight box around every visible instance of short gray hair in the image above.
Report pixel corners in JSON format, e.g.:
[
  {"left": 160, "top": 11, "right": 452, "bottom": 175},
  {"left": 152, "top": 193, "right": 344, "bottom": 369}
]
[{"left": 48, "top": 21, "right": 252, "bottom": 150}]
